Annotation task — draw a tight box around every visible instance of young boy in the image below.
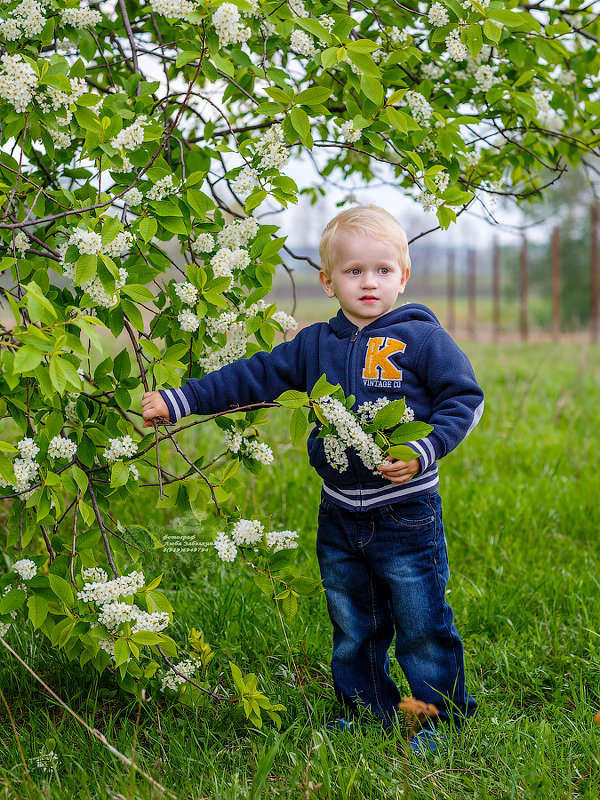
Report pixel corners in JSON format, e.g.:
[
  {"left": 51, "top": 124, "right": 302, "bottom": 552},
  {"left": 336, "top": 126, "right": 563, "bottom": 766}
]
[{"left": 141, "top": 206, "right": 483, "bottom": 752}]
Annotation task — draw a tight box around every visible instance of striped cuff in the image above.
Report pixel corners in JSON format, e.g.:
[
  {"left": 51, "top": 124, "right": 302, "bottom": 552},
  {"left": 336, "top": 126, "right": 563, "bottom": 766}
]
[
  {"left": 404, "top": 436, "right": 437, "bottom": 475},
  {"left": 158, "top": 385, "right": 197, "bottom": 423}
]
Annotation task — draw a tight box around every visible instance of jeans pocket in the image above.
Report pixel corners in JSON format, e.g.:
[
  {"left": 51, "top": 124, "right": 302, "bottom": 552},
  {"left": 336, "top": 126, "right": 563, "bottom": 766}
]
[
  {"left": 318, "top": 498, "right": 332, "bottom": 518},
  {"left": 382, "top": 496, "right": 436, "bottom": 528}
]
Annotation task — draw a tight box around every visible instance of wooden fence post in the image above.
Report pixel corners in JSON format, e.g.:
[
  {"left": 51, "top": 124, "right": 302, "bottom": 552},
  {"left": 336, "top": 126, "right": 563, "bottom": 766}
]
[
  {"left": 591, "top": 203, "right": 599, "bottom": 342},
  {"left": 492, "top": 239, "right": 501, "bottom": 341},
  {"left": 552, "top": 226, "right": 561, "bottom": 341},
  {"left": 468, "top": 249, "right": 476, "bottom": 339},
  {"left": 447, "top": 250, "right": 455, "bottom": 335},
  {"left": 520, "top": 235, "right": 528, "bottom": 341}
]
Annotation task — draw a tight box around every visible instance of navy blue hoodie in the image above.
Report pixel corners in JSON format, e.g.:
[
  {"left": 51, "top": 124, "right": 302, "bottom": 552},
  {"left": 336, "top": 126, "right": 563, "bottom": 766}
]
[{"left": 159, "top": 304, "right": 484, "bottom": 510}]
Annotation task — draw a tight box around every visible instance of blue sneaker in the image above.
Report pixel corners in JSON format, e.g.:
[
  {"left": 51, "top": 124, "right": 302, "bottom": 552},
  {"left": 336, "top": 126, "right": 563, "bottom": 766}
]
[
  {"left": 325, "top": 717, "right": 356, "bottom": 733},
  {"left": 409, "top": 728, "right": 446, "bottom": 754}
]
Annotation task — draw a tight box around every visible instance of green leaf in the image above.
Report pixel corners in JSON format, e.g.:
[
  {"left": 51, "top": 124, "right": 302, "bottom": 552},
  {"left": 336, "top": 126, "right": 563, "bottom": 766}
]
[
  {"left": 389, "top": 421, "right": 434, "bottom": 444},
  {"left": 176, "top": 51, "right": 202, "bottom": 68},
  {"left": 295, "top": 17, "right": 331, "bottom": 44},
  {"left": 295, "top": 86, "right": 332, "bottom": 105},
  {"left": 121, "top": 284, "right": 155, "bottom": 303},
  {"left": 483, "top": 19, "right": 502, "bottom": 44},
  {"left": 290, "top": 106, "right": 311, "bottom": 142},
  {"left": 0, "top": 589, "right": 26, "bottom": 615},
  {"left": 114, "top": 638, "right": 131, "bottom": 668},
  {"left": 276, "top": 390, "right": 308, "bottom": 408},
  {"left": 280, "top": 591, "right": 298, "bottom": 618},
  {"left": 130, "top": 630, "right": 163, "bottom": 646},
  {"left": 14, "top": 346, "right": 44, "bottom": 373},
  {"left": 245, "top": 190, "right": 267, "bottom": 213},
  {"left": 360, "top": 76, "right": 383, "bottom": 106},
  {"left": 289, "top": 407, "right": 308, "bottom": 445},
  {"left": 110, "top": 461, "right": 130, "bottom": 488},
  {"left": 139, "top": 217, "right": 157, "bottom": 243},
  {"left": 25, "top": 281, "right": 57, "bottom": 319},
  {"left": 387, "top": 445, "right": 420, "bottom": 462},
  {"left": 48, "top": 574, "right": 74, "bottom": 607},
  {"left": 27, "top": 595, "right": 48, "bottom": 629},
  {"left": 72, "top": 464, "right": 89, "bottom": 494},
  {"left": 371, "top": 398, "right": 406, "bottom": 430},
  {"left": 253, "top": 572, "right": 273, "bottom": 597},
  {"left": 309, "top": 373, "right": 339, "bottom": 400}
]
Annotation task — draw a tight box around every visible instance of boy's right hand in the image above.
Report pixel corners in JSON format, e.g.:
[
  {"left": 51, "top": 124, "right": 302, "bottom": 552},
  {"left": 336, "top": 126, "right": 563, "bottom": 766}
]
[{"left": 141, "top": 391, "right": 171, "bottom": 427}]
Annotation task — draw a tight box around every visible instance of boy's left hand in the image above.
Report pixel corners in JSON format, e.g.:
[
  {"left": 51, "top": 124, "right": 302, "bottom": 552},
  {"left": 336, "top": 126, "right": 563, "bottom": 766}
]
[{"left": 378, "top": 456, "right": 420, "bottom": 484}]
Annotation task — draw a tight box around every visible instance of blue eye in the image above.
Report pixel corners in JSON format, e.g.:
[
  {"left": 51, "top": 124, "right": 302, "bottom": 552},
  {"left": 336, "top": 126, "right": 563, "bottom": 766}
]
[{"left": 349, "top": 268, "right": 361, "bottom": 275}]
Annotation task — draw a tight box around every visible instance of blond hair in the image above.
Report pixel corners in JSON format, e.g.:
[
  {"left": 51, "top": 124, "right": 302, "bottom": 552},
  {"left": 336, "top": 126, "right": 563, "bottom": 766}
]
[{"left": 319, "top": 205, "right": 411, "bottom": 277}]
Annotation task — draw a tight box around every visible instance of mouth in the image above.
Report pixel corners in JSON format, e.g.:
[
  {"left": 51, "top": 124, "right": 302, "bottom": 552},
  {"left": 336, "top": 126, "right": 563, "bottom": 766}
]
[{"left": 360, "top": 295, "right": 378, "bottom": 302}]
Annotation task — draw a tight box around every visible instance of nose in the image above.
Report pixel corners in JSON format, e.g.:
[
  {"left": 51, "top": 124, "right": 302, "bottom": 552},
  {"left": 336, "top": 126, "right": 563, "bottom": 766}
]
[{"left": 361, "top": 270, "right": 378, "bottom": 288}]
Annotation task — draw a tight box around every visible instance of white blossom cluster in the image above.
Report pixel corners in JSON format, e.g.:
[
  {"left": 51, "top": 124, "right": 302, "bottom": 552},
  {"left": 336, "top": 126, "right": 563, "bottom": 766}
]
[
  {"left": 42, "top": 76, "right": 87, "bottom": 126},
  {"left": 173, "top": 281, "right": 198, "bottom": 306},
  {"left": 434, "top": 171, "right": 449, "bottom": 193},
  {"left": 474, "top": 64, "right": 498, "bottom": 92},
  {"left": 0, "top": 622, "right": 10, "bottom": 637},
  {"left": 102, "top": 435, "right": 137, "bottom": 463},
  {"left": 111, "top": 116, "right": 148, "bottom": 151},
  {"left": 356, "top": 397, "right": 391, "bottom": 425},
  {"left": 191, "top": 232, "right": 216, "bottom": 254},
  {"left": 217, "top": 217, "right": 259, "bottom": 249},
  {"left": 323, "top": 433, "right": 349, "bottom": 472},
  {"left": 59, "top": 4, "right": 103, "bottom": 27},
  {"left": 340, "top": 120, "right": 361, "bottom": 143},
  {"left": 77, "top": 570, "right": 145, "bottom": 603},
  {"left": 556, "top": 69, "right": 576, "bottom": 86},
  {"left": 104, "top": 231, "right": 134, "bottom": 259},
  {"left": 291, "top": 29, "right": 318, "bottom": 58},
  {"left": 446, "top": 29, "right": 469, "bottom": 61},
  {"left": 463, "top": 0, "right": 490, "bottom": 8},
  {"left": 289, "top": 0, "right": 308, "bottom": 17},
  {"left": 0, "top": 0, "right": 46, "bottom": 40},
  {"left": 405, "top": 90, "right": 433, "bottom": 126},
  {"left": 533, "top": 87, "right": 553, "bottom": 119},
  {"left": 428, "top": 3, "right": 449, "bottom": 26},
  {"left": 0, "top": 437, "right": 41, "bottom": 496},
  {"left": 13, "top": 558, "right": 37, "bottom": 581},
  {"left": 210, "top": 246, "right": 250, "bottom": 279},
  {"left": 231, "top": 165, "right": 259, "bottom": 197},
  {"left": 319, "top": 14, "right": 335, "bottom": 30},
  {"left": 206, "top": 310, "right": 239, "bottom": 336},
  {"left": 418, "top": 191, "right": 443, "bottom": 212},
  {"left": 214, "top": 530, "right": 238, "bottom": 561},
  {"left": 82, "top": 567, "right": 108, "bottom": 583},
  {"left": 160, "top": 658, "right": 197, "bottom": 691},
  {"left": 266, "top": 529, "right": 298, "bottom": 552},
  {"left": 0, "top": 53, "right": 38, "bottom": 113},
  {"left": 48, "top": 128, "right": 74, "bottom": 148},
  {"left": 212, "top": 2, "right": 251, "bottom": 47},
  {"left": 422, "top": 61, "right": 444, "bottom": 80},
  {"left": 271, "top": 311, "right": 298, "bottom": 331},
  {"left": 123, "top": 187, "right": 143, "bottom": 206},
  {"left": 389, "top": 26, "right": 409, "bottom": 45},
  {"left": 35, "top": 750, "right": 59, "bottom": 772},
  {"left": 224, "top": 430, "right": 274, "bottom": 464},
  {"left": 198, "top": 324, "right": 247, "bottom": 372},
  {"left": 60, "top": 227, "right": 131, "bottom": 307},
  {"left": 315, "top": 396, "right": 384, "bottom": 474},
  {"left": 178, "top": 309, "right": 200, "bottom": 332},
  {"left": 14, "top": 230, "right": 28, "bottom": 256},
  {"left": 17, "top": 437, "right": 39, "bottom": 459},
  {"left": 255, "top": 124, "right": 288, "bottom": 172},
  {"left": 147, "top": 174, "right": 176, "bottom": 201},
  {"left": 151, "top": 0, "right": 196, "bottom": 18},
  {"left": 214, "top": 519, "right": 299, "bottom": 562},
  {"left": 97, "top": 601, "right": 170, "bottom": 634},
  {"left": 48, "top": 436, "right": 78, "bottom": 460},
  {"left": 231, "top": 518, "right": 264, "bottom": 546}
]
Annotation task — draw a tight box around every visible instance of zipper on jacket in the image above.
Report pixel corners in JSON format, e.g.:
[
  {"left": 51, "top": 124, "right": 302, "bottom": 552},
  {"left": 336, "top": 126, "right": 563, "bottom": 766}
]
[
  {"left": 345, "top": 326, "right": 363, "bottom": 498},
  {"left": 350, "top": 328, "right": 358, "bottom": 343}
]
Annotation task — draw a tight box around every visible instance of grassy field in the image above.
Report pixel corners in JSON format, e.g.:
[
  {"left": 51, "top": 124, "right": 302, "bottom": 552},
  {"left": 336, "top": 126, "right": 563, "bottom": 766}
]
[{"left": 2, "top": 341, "right": 600, "bottom": 799}]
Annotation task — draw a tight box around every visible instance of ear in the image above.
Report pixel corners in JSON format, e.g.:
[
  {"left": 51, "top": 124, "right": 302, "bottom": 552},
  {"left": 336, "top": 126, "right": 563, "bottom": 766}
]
[
  {"left": 319, "top": 270, "right": 336, "bottom": 297},
  {"left": 398, "top": 266, "right": 410, "bottom": 294}
]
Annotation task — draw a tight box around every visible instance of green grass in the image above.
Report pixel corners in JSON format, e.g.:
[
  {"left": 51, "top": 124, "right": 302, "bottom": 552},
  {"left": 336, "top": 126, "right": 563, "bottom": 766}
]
[{"left": 2, "top": 341, "right": 600, "bottom": 799}]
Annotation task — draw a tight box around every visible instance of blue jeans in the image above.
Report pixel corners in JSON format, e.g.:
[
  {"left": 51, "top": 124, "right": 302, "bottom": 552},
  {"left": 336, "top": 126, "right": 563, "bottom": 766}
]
[{"left": 316, "top": 491, "right": 477, "bottom": 728}]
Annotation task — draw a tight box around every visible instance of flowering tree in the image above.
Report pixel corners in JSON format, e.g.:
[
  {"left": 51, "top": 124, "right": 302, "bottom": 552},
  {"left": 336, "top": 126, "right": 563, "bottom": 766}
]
[{"left": 0, "top": 0, "right": 598, "bottom": 723}]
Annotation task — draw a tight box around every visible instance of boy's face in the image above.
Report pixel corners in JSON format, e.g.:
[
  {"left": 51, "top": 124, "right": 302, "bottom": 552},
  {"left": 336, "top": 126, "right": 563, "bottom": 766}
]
[{"left": 319, "top": 232, "right": 410, "bottom": 329}]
